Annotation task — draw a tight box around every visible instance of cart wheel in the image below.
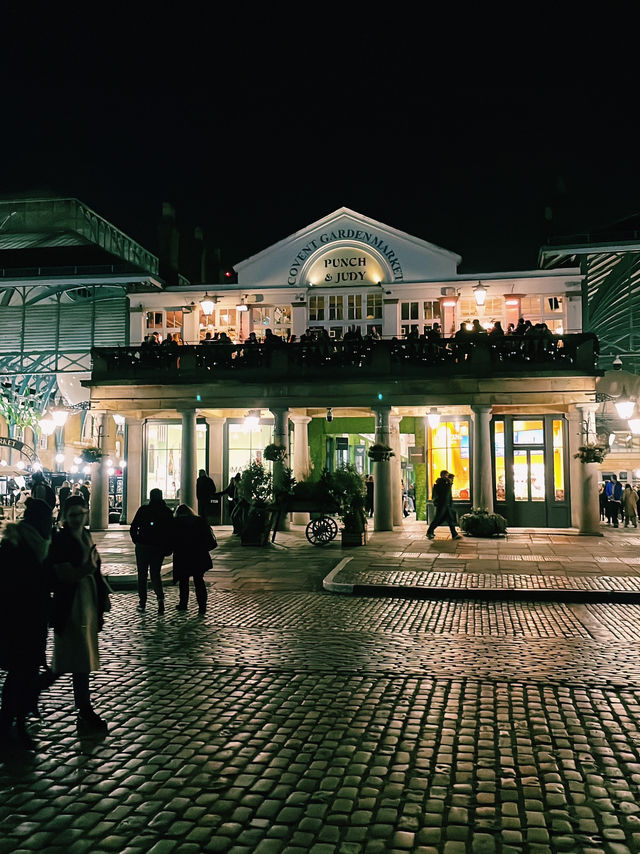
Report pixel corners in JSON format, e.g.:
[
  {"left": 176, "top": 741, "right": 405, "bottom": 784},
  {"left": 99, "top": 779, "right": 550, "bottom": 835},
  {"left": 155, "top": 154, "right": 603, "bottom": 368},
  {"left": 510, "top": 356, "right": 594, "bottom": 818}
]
[{"left": 306, "top": 516, "right": 338, "bottom": 545}]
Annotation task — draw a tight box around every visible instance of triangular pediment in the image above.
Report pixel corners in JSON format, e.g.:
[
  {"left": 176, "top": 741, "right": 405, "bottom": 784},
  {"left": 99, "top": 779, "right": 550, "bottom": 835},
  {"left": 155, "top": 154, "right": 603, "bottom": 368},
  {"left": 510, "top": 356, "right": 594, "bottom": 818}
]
[{"left": 235, "top": 207, "right": 461, "bottom": 287}]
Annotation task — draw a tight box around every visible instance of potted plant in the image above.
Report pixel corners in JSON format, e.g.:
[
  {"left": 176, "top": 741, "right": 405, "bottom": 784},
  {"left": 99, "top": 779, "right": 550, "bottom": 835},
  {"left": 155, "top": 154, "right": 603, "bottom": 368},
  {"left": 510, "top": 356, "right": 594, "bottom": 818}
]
[
  {"left": 81, "top": 447, "right": 104, "bottom": 463},
  {"left": 263, "top": 443, "right": 288, "bottom": 463},
  {"left": 367, "top": 443, "right": 394, "bottom": 462},
  {"left": 321, "top": 465, "right": 368, "bottom": 546},
  {"left": 574, "top": 443, "right": 609, "bottom": 464},
  {"left": 236, "top": 461, "right": 274, "bottom": 546},
  {"left": 459, "top": 507, "right": 508, "bottom": 538}
]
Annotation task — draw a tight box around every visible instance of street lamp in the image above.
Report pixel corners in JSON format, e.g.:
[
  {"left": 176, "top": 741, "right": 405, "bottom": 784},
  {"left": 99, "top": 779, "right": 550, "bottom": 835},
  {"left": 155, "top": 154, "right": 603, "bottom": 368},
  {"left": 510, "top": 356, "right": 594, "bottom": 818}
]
[{"left": 39, "top": 416, "right": 56, "bottom": 436}]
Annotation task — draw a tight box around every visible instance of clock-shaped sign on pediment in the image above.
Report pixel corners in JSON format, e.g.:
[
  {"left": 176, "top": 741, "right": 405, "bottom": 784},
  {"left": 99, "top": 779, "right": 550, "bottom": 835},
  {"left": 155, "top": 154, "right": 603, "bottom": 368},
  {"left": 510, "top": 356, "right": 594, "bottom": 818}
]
[{"left": 305, "top": 244, "right": 387, "bottom": 288}]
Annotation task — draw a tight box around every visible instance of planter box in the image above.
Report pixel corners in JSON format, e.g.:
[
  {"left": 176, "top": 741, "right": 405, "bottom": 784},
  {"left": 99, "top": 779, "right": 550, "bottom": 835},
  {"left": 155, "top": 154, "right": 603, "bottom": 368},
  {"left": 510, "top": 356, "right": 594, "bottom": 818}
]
[{"left": 341, "top": 530, "right": 368, "bottom": 547}]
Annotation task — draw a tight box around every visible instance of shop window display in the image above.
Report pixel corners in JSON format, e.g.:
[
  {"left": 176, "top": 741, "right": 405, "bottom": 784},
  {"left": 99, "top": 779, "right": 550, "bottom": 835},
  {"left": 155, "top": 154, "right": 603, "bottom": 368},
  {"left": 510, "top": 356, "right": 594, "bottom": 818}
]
[
  {"left": 145, "top": 422, "right": 206, "bottom": 501},
  {"left": 428, "top": 420, "right": 470, "bottom": 500}
]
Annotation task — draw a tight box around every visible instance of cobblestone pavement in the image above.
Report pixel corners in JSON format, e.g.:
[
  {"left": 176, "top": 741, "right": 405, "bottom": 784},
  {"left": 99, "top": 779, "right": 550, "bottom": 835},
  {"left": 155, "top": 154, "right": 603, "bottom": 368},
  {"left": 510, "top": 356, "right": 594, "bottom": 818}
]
[{"left": 2, "top": 524, "right": 640, "bottom": 852}]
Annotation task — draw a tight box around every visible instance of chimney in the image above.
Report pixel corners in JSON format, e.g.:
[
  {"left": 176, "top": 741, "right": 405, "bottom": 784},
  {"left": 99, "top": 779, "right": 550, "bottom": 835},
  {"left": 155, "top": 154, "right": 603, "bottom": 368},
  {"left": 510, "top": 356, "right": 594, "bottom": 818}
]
[{"left": 158, "top": 202, "right": 180, "bottom": 283}]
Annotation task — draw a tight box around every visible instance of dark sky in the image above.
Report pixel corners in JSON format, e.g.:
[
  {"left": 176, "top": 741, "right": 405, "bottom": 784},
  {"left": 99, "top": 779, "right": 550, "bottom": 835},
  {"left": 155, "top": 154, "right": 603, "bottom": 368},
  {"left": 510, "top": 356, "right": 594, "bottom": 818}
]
[{"left": 1, "top": 18, "right": 638, "bottom": 277}]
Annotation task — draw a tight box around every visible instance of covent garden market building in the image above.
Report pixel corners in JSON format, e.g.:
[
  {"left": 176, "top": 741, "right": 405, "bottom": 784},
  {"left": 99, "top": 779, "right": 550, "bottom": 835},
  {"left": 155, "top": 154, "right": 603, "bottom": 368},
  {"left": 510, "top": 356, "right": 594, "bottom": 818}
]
[{"left": 0, "top": 197, "right": 622, "bottom": 535}]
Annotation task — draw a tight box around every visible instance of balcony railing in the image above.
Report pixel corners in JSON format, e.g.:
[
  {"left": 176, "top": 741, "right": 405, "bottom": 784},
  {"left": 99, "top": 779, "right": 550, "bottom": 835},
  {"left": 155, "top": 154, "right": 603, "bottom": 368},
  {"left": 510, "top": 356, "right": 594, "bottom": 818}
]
[{"left": 90, "top": 334, "right": 600, "bottom": 384}]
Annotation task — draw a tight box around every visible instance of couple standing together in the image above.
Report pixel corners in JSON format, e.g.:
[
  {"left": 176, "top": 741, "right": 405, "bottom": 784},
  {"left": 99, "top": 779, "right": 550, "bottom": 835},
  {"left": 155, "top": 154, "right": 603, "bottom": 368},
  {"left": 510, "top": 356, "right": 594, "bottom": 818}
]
[{"left": 426, "top": 470, "right": 461, "bottom": 540}]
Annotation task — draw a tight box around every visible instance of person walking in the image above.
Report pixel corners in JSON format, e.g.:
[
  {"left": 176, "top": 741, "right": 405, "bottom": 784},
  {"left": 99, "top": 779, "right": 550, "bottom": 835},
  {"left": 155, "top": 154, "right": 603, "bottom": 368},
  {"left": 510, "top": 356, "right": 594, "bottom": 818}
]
[
  {"left": 0, "top": 498, "right": 53, "bottom": 750},
  {"left": 129, "top": 488, "right": 174, "bottom": 615},
  {"left": 606, "top": 474, "right": 623, "bottom": 528},
  {"left": 80, "top": 481, "right": 91, "bottom": 506},
  {"left": 365, "top": 475, "right": 374, "bottom": 518},
  {"left": 426, "top": 470, "right": 461, "bottom": 540},
  {"left": 172, "top": 505, "right": 217, "bottom": 615},
  {"left": 48, "top": 495, "right": 111, "bottom": 733},
  {"left": 623, "top": 483, "right": 638, "bottom": 528},
  {"left": 196, "top": 469, "right": 217, "bottom": 521},
  {"left": 30, "top": 471, "right": 56, "bottom": 511},
  {"left": 598, "top": 484, "right": 608, "bottom": 522}
]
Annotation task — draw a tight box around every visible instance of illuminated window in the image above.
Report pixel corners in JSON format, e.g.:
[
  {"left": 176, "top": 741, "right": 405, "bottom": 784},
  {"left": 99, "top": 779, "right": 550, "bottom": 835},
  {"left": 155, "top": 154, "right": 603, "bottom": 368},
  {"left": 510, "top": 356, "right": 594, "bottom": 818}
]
[
  {"left": 347, "top": 294, "right": 362, "bottom": 320},
  {"left": 146, "top": 422, "right": 206, "bottom": 500},
  {"left": 513, "top": 449, "right": 545, "bottom": 501},
  {"left": 553, "top": 419, "right": 565, "bottom": 501},
  {"left": 145, "top": 311, "right": 164, "bottom": 329},
  {"left": 366, "top": 293, "right": 382, "bottom": 320},
  {"left": 227, "top": 422, "right": 274, "bottom": 477},
  {"left": 428, "top": 420, "right": 470, "bottom": 500},
  {"left": 165, "top": 310, "right": 183, "bottom": 329},
  {"left": 513, "top": 420, "right": 544, "bottom": 444},
  {"left": 309, "top": 295, "right": 325, "bottom": 321},
  {"left": 328, "top": 295, "right": 343, "bottom": 320},
  {"left": 494, "top": 421, "right": 505, "bottom": 501},
  {"left": 520, "top": 296, "right": 541, "bottom": 316},
  {"left": 423, "top": 300, "right": 440, "bottom": 322}
]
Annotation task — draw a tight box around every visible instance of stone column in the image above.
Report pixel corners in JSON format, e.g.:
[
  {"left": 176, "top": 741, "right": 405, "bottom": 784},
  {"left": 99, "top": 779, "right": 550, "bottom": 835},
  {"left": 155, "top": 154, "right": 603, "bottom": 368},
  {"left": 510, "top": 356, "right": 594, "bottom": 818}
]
[
  {"left": 89, "top": 411, "right": 110, "bottom": 531},
  {"left": 180, "top": 409, "right": 197, "bottom": 510},
  {"left": 270, "top": 407, "right": 290, "bottom": 530},
  {"left": 575, "top": 402, "right": 602, "bottom": 535},
  {"left": 123, "top": 416, "right": 143, "bottom": 522},
  {"left": 389, "top": 414, "right": 403, "bottom": 526},
  {"left": 471, "top": 404, "right": 494, "bottom": 513},
  {"left": 291, "top": 414, "right": 312, "bottom": 525},
  {"left": 373, "top": 405, "right": 393, "bottom": 531},
  {"left": 206, "top": 416, "right": 226, "bottom": 524}
]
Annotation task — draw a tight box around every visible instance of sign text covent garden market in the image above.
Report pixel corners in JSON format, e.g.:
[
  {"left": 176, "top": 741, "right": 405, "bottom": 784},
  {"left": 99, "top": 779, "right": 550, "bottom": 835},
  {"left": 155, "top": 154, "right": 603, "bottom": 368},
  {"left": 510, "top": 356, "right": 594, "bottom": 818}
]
[{"left": 287, "top": 229, "right": 404, "bottom": 286}]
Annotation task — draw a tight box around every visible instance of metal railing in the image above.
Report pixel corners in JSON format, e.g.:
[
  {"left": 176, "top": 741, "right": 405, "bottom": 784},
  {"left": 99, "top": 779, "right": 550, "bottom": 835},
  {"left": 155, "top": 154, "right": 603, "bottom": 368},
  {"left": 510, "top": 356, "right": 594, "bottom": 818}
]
[{"left": 90, "top": 334, "right": 600, "bottom": 383}]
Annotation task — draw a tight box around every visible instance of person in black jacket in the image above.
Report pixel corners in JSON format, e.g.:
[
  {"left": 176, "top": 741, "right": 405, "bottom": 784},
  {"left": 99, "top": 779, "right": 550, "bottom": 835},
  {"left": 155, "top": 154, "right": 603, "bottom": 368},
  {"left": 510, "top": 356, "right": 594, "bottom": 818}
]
[
  {"left": 196, "top": 469, "right": 217, "bottom": 520},
  {"left": 426, "top": 470, "right": 461, "bottom": 540},
  {"left": 0, "top": 498, "right": 52, "bottom": 750},
  {"left": 48, "top": 495, "right": 111, "bottom": 733},
  {"left": 129, "top": 488, "right": 174, "bottom": 615},
  {"left": 172, "top": 504, "right": 217, "bottom": 615}
]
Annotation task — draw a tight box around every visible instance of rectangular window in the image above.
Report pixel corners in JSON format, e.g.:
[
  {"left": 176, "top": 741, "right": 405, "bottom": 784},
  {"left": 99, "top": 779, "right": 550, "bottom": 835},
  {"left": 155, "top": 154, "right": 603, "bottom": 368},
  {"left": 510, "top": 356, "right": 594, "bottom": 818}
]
[
  {"left": 165, "top": 310, "right": 183, "bottom": 329},
  {"left": 494, "top": 421, "right": 505, "bottom": 501},
  {"left": 553, "top": 419, "right": 565, "bottom": 501},
  {"left": 366, "top": 293, "right": 382, "bottom": 320},
  {"left": 513, "top": 420, "right": 544, "bottom": 445},
  {"left": 227, "top": 421, "right": 274, "bottom": 477},
  {"left": 401, "top": 301, "right": 419, "bottom": 320},
  {"left": 145, "top": 311, "right": 164, "bottom": 329},
  {"left": 423, "top": 300, "right": 440, "bottom": 322},
  {"left": 146, "top": 422, "right": 206, "bottom": 501},
  {"left": 513, "top": 450, "right": 529, "bottom": 501},
  {"left": 428, "top": 420, "right": 470, "bottom": 500},
  {"left": 309, "top": 295, "right": 325, "bottom": 321},
  {"left": 347, "top": 294, "right": 362, "bottom": 320},
  {"left": 329, "top": 295, "right": 343, "bottom": 320},
  {"left": 520, "top": 296, "right": 541, "bottom": 316}
]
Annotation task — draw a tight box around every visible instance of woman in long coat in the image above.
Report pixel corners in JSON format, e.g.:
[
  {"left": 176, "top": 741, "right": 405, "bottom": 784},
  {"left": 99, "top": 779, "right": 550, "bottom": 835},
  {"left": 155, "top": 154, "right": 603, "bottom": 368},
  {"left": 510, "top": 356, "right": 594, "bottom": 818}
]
[
  {"left": 172, "top": 504, "right": 216, "bottom": 615},
  {"left": 0, "top": 498, "right": 52, "bottom": 750},
  {"left": 49, "top": 494, "right": 110, "bottom": 732}
]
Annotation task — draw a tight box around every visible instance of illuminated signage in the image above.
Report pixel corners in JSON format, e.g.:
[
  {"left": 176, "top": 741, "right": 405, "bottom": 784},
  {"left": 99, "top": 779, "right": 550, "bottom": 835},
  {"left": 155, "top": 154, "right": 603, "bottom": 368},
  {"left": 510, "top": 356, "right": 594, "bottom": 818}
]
[{"left": 287, "top": 228, "right": 403, "bottom": 285}]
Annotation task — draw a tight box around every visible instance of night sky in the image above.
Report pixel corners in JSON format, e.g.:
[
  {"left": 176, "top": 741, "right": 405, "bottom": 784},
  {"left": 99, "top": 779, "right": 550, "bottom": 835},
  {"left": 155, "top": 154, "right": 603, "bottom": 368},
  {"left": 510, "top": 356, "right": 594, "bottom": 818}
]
[{"left": 1, "top": 21, "right": 637, "bottom": 278}]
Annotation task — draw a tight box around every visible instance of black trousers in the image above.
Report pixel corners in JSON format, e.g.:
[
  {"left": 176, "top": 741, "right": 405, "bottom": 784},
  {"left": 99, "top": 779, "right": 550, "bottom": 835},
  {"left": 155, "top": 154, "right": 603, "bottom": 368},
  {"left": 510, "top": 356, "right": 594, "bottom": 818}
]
[
  {"left": 427, "top": 504, "right": 457, "bottom": 537},
  {"left": 178, "top": 574, "right": 207, "bottom": 609},
  {"left": 135, "top": 544, "right": 165, "bottom": 605}
]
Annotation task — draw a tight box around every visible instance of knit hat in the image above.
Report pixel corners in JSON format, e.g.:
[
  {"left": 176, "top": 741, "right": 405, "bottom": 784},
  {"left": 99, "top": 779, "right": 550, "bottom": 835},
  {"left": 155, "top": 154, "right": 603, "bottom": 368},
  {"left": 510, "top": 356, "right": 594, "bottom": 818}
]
[{"left": 23, "top": 497, "right": 53, "bottom": 538}]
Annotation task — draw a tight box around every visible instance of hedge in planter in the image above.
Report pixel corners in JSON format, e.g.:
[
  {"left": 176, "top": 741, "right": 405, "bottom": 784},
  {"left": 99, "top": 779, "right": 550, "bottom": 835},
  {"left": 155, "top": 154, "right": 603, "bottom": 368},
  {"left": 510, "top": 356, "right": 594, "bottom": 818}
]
[{"left": 459, "top": 508, "right": 508, "bottom": 537}]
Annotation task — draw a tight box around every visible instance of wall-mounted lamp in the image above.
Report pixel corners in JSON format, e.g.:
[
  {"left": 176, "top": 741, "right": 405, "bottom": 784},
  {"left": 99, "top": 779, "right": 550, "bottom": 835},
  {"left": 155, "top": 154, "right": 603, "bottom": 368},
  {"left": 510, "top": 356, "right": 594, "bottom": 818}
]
[
  {"left": 244, "top": 409, "right": 260, "bottom": 428},
  {"left": 200, "top": 293, "right": 216, "bottom": 315},
  {"left": 326, "top": 407, "right": 333, "bottom": 423},
  {"left": 612, "top": 355, "right": 623, "bottom": 370},
  {"left": 629, "top": 418, "right": 640, "bottom": 435},
  {"left": 427, "top": 407, "right": 440, "bottom": 428},
  {"left": 473, "top": 282, "right": 487, "bottom": 307},
  {"left": 615, "top": 388, "right": 635, "bottom": 420}
]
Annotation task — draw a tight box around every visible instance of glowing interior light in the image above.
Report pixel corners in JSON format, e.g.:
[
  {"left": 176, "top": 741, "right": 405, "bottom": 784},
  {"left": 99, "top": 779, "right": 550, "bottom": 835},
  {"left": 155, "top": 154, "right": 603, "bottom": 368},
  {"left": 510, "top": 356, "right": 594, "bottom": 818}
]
[{"left": 427, "top": 408, "right": 440, "bottom": 428}]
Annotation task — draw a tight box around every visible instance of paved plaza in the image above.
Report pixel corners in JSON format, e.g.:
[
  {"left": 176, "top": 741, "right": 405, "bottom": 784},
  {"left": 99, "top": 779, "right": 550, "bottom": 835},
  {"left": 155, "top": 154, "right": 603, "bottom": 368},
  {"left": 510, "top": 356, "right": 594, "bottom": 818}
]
[{"left": 2, "top": 521, "right": 640, "bottom": 853}]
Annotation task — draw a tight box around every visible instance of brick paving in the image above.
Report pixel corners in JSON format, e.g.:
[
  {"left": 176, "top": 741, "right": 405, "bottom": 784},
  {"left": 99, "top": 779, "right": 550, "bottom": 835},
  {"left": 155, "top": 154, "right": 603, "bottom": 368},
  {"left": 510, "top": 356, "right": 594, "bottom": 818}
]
[{"left": 2, "top": 522, "right": 640, "bottom": 852}]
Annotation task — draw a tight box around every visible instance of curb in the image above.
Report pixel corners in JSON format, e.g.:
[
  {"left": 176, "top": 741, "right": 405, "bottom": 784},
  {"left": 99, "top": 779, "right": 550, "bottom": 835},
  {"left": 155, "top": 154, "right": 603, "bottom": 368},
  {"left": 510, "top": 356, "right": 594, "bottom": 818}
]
[{"left": 348, "top": 584, "right": 640, "bottom": 603}]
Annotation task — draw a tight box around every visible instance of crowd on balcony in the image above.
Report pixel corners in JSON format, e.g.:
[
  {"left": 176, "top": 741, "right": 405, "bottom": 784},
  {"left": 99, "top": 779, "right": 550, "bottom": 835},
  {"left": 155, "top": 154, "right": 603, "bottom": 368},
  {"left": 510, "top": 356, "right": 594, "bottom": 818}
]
[{"left": 97, "top": 318, "right": 597, "bottom": 375}]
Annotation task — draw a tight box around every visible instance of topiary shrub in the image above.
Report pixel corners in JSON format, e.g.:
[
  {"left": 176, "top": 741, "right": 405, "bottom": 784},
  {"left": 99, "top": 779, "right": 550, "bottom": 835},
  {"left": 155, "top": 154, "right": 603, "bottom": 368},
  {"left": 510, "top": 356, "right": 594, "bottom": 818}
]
[{"left": 459, "top": 508, "right": 508, "bottom": 537}]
